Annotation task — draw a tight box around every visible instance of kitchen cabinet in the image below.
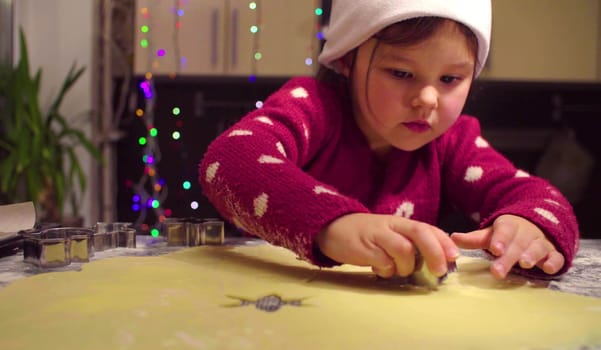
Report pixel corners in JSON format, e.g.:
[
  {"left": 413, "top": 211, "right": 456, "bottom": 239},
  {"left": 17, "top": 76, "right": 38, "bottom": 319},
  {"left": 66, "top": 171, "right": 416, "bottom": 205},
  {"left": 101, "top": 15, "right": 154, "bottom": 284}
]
[
  {"left": 481, "top": 0, "right": 601, "bottom": 81},
  {"left": 134, "top": 0, "right": 319, "bottom": 77}
]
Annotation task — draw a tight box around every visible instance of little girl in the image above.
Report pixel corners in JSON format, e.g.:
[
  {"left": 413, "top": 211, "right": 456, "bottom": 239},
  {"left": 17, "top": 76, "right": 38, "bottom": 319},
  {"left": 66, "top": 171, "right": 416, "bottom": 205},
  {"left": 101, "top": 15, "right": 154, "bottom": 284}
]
[{"left": 199, "top": 0, "right": 579, "bottom": 280}]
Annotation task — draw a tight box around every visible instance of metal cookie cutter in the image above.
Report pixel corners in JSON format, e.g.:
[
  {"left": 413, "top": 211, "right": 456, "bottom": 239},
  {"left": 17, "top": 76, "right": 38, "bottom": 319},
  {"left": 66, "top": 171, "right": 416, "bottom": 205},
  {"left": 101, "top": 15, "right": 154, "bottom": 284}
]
[
  {"left": 66, "top": 228, "right": 94, "bottom": 263},
  {"left": 185, "top": 218, "right": 204, "bottom": 246},
  {"left": 165, "top": 217, "right": 225, "bottom": 246},
  {"left": 93, "top": 222, "right": 136, "bottom": 253},
  {"left": 164, "top": 218, "right": 187, "bottom": 246},
  {"left": 202, "top": 218, "right": 224, "bottom": 245},
  {"left": 112, "top": 222, "right": 136, "bottom": 248},
  {"left": 93, "top": 222, "right": 115, "bottom": 253},
  {"left": 22, "top": 227, "right": 94, "bottom": 267}
]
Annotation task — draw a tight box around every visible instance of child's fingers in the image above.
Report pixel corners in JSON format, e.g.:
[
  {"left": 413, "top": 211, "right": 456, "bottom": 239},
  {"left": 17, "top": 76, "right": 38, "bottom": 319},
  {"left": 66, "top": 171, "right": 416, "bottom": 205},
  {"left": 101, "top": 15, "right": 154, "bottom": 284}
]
[
  {"left": 389, "top": 219, "right": 449, "bottom": 277},
  {"left": 374, "top": 231, "right": 415, "bottom": 277},
  {"left": 452, "top": 215, "right": 566, "bottom": 278},
  {"left": 368, "top": 249, "right": 397, "bottom": 278},
  {"left": 490, "top": 233, "right": 531, "bottom": 279},
  {"left": 435, "top": 229, "right": 461, "bottom": 261},
  {"left": 450, "top": 227, "right": 493, "bottom": 250},
  {"left": 540, "top": 251, "right": 565, "bottom": 275},
  {"left": 315, "top": 216, "right": 396, "bottom": 273},
  {"left": 372, "top": 264, "right": 395, "bottom": 278},
  {"left": 488, "top": 217, "right": 521, "bottom": 256},
  {"left": 518, "top": 238, "right": 550, "bottom": 269}
]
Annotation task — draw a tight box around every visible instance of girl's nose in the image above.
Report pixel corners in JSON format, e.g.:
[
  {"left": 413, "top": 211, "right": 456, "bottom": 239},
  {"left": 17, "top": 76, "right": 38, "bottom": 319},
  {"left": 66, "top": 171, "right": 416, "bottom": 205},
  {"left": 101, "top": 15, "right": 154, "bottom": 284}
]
[{"left": 411, "top": 85, "right": 438, "bottom": 111}]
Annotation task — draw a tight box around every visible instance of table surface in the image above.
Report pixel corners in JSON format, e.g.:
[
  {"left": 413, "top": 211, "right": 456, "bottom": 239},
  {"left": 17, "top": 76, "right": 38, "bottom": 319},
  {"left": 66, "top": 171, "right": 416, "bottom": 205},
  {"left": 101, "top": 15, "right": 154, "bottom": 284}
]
[{"left": 1, "top": 237, "right": 599, "bottom": 298}]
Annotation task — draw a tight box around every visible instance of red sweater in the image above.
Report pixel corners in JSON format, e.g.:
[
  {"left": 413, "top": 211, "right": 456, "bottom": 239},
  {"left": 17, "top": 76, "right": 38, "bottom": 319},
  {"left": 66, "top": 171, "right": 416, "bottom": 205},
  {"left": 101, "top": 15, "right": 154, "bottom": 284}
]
[{"left": 199, "top": 77, "right": 579, "bottom": 277}]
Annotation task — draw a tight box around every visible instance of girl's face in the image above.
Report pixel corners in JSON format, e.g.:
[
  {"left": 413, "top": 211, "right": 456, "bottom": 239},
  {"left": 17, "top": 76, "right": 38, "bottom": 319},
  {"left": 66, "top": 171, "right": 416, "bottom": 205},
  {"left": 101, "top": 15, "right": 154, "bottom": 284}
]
[{"left": 341, "top": 20, "right": 476, "bottom": 156}]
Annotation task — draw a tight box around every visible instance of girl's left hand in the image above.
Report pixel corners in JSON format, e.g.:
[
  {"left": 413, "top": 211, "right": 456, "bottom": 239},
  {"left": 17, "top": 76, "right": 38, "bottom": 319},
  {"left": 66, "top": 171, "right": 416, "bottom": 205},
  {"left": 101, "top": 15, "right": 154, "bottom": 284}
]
[{"left": 450, "top": 214, "right": 565, "bottom": 279}]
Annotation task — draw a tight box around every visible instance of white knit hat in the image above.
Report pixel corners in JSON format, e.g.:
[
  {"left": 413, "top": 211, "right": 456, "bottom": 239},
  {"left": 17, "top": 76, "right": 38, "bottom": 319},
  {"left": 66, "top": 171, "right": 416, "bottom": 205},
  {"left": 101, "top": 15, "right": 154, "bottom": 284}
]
[{"left": 318, "top": 0, "right": 491, "bottom": 76}]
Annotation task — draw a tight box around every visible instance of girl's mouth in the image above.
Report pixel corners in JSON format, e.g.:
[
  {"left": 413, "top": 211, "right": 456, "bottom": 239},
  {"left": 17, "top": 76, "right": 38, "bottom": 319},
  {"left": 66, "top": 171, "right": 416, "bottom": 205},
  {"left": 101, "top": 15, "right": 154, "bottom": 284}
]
[{"left": 402, "top": 121, "right": 431, "bottom": 133}]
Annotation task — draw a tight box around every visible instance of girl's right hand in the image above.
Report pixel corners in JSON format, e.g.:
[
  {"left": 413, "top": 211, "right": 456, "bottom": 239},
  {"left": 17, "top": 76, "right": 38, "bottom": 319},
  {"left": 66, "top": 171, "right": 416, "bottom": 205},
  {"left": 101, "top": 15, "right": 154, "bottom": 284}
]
[{"left": 315, "top": 213, "right": 459, "bottom": 278}]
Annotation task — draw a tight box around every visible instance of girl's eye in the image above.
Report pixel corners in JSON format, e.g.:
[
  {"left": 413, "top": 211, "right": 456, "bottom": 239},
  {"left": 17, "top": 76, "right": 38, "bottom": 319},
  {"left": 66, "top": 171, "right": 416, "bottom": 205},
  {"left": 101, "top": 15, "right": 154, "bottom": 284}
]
[
  {"left": 440, "top": 75, "right": 460, "bottom": 84},
  {"left": 391, "top": 70, "right": 412, "bottom": 79}
]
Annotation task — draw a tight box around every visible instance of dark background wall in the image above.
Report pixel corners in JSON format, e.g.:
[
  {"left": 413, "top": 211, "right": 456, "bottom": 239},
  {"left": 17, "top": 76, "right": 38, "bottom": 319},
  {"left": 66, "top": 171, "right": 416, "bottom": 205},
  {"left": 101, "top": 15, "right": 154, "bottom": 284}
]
[{"left": 462, "top": 81, "right": 601, "bottom": 238}]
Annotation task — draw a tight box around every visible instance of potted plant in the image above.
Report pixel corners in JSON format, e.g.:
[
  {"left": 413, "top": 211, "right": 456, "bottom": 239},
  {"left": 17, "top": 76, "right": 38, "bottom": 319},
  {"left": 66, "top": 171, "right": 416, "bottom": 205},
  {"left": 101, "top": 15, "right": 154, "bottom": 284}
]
[{"left": 0, "top": 29, "right": 102, "bottom": 225}]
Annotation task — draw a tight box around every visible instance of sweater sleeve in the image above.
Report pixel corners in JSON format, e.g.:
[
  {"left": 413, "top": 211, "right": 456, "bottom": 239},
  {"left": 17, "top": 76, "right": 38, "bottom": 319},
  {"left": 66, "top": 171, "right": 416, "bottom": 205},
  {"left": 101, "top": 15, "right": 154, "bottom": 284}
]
[
  {"left": 198, "top": 78, "right": 369, "bottom": 266},
  {"left": 438, "top": 116, "right": 579, "bottom": 277}
]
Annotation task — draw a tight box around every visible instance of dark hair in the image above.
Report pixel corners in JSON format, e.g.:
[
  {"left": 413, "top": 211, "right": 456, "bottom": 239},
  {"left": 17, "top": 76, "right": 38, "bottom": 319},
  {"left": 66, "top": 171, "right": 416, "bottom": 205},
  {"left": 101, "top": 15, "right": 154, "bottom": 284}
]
[
  {"left": 316, "top": 17, "right": 479, "bottom": 83},
  {"left": 373, "top": 17, "right": 479, "bottom": 65}
]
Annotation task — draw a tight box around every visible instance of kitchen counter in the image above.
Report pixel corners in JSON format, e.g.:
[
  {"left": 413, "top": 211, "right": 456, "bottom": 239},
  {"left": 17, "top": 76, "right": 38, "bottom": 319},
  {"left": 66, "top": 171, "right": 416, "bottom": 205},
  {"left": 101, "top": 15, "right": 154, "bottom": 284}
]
[{"left": 0, "top": 237, "right": 599, "bottom": 298}]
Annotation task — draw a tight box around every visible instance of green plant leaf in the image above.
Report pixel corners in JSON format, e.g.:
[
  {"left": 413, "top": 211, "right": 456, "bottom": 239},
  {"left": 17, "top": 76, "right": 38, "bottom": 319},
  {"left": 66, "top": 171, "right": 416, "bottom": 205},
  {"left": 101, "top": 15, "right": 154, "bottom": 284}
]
[
  {"left": 48, "top": 63, "right": 86, "bottom": 119},
  {"left": 0, "top": 27, "right": 102, "bottom": 219}
]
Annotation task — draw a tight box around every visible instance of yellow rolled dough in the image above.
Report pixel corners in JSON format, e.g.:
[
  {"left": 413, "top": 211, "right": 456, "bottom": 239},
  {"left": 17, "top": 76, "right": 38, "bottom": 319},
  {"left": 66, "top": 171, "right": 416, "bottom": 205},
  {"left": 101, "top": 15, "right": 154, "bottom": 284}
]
[{"left": 0, "top": 244, "right": 600, "bottom": 350}]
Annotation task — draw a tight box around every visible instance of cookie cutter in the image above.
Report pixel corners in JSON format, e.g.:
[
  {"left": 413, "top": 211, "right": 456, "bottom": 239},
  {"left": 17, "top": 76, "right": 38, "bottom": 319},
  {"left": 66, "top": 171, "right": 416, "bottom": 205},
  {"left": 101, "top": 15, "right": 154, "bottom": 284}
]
[
  {"left": 22, "top": 227, "right": 94, "bottom": 267},
  {"left": 202, "top": 218, "right": 224, "bottom": 245},
  {"left": 93, "top": 222, "right": 136, "bottom": 253},
  {"left": 185, "top": 218, "right": 204, "bottom": 246},
  {"left": 165, "top": 218, "right": 225, "bottom": 246},
  {"left": 164, "top": 218, "right": 187, "bottom": 246}
]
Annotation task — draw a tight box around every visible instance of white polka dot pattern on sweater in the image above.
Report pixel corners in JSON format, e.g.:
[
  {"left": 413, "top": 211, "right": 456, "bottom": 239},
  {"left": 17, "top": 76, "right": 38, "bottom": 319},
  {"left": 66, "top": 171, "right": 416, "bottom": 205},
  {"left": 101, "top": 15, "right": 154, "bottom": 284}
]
[
  {"left": 394, "top": 201, "right": 415, "bottom": 219},
  {"left": 544, "top": 199, "right": 562, "bottom": 207},
  {"left": 258, "top": 155, "right": 284, "bottom": 164},
  {"left": 464, "top": 166, "right": 484, "bottom": 182},
  {"left": 313, "top": 186, "right": 338, "bottom": 196},
  {"left": 205, "top": 162, "right": 220, "bottom": 183},
  {"left": 276, "top": 142, "right": 287, "bottom": 157},
  {"left": 534, "top": 207, "right": 559, "bottom": 225},
  {"left": 228, "top": 129, "right": 253, "bottom": 137},
  {"left": 547, "top": 187, "right": 560, "bottom": 197},
  {"left": 515, "top": 169, "right": 530, "bottom": 178},
  {"left": 291, "top": 87, "right": 309, "bottom": 98},
  {"left": 254, "top": 193, "right": 269, "bottom": 218},
  {"left": 255, "top": 116, "right": 274, "bottom": 125},
  {"left": 475, "top": 136, "right": 489, "bottom": 148},
  {"left": 470, "top": 212, "right": 481, "bottom": 223}
]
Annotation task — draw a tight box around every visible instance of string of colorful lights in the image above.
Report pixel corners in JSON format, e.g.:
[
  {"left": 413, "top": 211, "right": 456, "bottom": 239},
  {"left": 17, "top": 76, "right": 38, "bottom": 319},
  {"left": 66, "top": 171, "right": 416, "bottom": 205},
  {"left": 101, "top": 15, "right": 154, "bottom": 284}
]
[
  {"left": 132, "top": 1, "right": 323, "bottom": 237},
  {"left": 248, "top": 0, "right": 262, "bottom": 82},
  {"left": 131, "top": 1, "right": 186, "bottom": 237}
]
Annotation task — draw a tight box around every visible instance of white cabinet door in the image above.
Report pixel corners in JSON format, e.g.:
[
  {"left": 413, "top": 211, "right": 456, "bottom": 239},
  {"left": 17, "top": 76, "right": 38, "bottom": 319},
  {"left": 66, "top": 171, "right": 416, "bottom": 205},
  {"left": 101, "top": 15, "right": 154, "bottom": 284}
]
[
  {"left": 135, "top": 0, "right": 226, "bottom": 76},
  {"left": 481, "top": 0, "right": 600, "bottom": 81},
  {"left": 220, "top": 0, "right": 254, "bottom": 76},
  {"left": 134, "top": 0, "right": 319, "bottom": 77},
  {"left": 229, "top": 0, "right": 319, "bottom": 76},
  {"left": 181, "top": 0, "right": 228, "bottom": 75}
]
